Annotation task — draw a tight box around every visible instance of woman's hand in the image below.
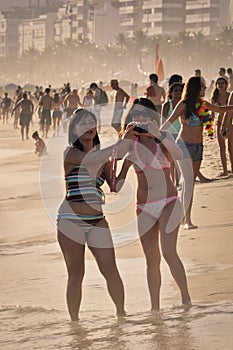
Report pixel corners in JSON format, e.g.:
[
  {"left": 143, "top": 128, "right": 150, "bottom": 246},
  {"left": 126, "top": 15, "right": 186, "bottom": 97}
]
[
  {"left": 122, "top": 123, "right": 139, "bottom": 141},
  {"left": 147, "top": 120, "right": 160, "bottom": 139},
  {"left": 221, "top": 125, "right": 229, "bottom": 139}
]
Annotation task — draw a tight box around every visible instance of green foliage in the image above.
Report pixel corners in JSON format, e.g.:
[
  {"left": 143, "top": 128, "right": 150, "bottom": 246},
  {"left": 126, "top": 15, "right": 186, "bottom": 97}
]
[{"left": 1, "top": 28, "right": 233, "bottom": 85}]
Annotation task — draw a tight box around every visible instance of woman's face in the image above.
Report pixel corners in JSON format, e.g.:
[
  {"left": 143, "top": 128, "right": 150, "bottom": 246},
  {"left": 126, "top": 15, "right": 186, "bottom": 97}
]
[
  {"left": 171, "top": 86, "right": 182, "bottom": 100},
  {"left": 74, "top": 114, "right": 97, "bottom": 139},
  {"left": 216, "top": 79, "right": 227, "bottom": 91},
  {"left": 131, "top": 104, "right": 152, "bottom": 123},
  {"left": 200, "top": 81, "right": 206, "bottom": 97}
]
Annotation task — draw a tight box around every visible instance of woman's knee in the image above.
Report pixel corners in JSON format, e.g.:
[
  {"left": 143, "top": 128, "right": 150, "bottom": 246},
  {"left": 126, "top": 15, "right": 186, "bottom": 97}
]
[
  {"left": 68, "top": 266, "right": 85, "bottom": 283},
  {"left": 162, "top": 248, "right": 177, "bottom": 264}
]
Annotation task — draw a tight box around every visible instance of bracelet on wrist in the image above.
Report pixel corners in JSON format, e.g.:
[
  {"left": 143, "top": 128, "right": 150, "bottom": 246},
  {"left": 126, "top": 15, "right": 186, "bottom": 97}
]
[{"left": 155, "top": 131, "right": 167, "bottom": 143}]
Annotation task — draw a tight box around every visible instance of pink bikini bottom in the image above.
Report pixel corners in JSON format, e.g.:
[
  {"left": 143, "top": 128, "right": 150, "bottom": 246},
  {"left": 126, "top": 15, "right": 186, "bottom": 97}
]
[{"left": 137, "top": 196, "right": 178, "bottom": 219}]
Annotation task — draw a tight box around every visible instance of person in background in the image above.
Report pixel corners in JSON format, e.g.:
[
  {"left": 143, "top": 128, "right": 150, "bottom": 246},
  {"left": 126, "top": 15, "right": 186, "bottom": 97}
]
[
  {"left": 64, "top": 89, "right": 83, "bottom": 119},
  {"left": 161, "top": 76, "right": 233, "bottom": 230},
  {"left": 220, "top": 91, "right": 233, "bottom": 174},
  {"left": 227, "top": 67, "right": 233, "bottom": 92},
  {"left": 211, "top": 77, "right": 230, "bottom": 176},
  {"left": 89, "top": 82, "right": 102, "bottom": 132},
  {"left": 12, "top": 92, "right": 34, "bottom": 141},
  {"left": 205, "top": 80, "right": 215, "bottom": 100},
  {"left": 145, "top": 73, "right": 165, "bottom": 115},
  {"left": 38, "top": 87, "right": 53, "bottom": 138},
  {"left": 1, "top": 92, "right": 12, "bottom": 124},
  {"left": 161, "top": 82, "right": 183, "bottom": 187},
  {"left": 166, "top": 73, "right": 211, "bottom": 184},
  {"left": 110, "top": 79, "right": 130, "bottom": 133},
  {"left": 12, "top": 90, "right": 23, "bottom": 129},
  {"left": 52, "top": 93, "right": 63, "bottom": 136},
  {"left": 218, "top": 67, "right": 228, "bottom": 82},
  {"left": 82, "top": 88, "right": 94, "bottom": 111},
  {"left": 32, "top": 131, "right": 47, "bottom": 157},
  {"left": 168, "top": 74, "right": 183, "bottom": 87}
]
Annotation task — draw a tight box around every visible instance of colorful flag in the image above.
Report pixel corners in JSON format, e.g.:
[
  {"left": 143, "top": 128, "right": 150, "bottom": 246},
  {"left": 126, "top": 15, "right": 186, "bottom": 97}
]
[{"left": 155, "top": 44, "right": 165, "bottom": 81}]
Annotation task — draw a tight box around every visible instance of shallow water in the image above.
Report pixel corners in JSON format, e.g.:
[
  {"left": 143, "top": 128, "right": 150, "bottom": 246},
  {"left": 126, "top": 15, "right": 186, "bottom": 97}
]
[
  {"left": 1, "top": 302, "right": 233, "bottom": 350},
  {"left": 1, "top": 240, "right": 233, "bottom": 350}
]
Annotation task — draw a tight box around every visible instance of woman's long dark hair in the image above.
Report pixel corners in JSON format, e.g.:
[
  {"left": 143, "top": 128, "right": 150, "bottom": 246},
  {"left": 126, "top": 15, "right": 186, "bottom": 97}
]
[
  {"left": 54, "top": 93, "right": 60, "bottom": 103},
  {"left": 68, "top": 109, "right": 100, "bottom": 151},
  {"left": 182, "top": 76, "right": 201, "bottom": 119},
  {"left": 211, "top": 77, "right": 228, "bottom": 104},
  {"left": 121, "top": 97, "right": 160, "bottom": 133},
  {"left": 167, "top": 82, "right": 184, "bottom": 100}
]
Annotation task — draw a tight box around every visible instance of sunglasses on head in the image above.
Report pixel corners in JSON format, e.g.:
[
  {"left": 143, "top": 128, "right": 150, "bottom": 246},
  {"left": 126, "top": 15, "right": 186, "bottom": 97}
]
[{"left": 131, "top": 109, "right": 151, "bottom": 118}]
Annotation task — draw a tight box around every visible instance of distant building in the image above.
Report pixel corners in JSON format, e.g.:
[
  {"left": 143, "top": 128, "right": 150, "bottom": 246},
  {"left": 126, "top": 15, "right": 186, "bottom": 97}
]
[
  {"left": 0, "top": 0, "right": 233, "bottom": 59},
  {"left": 0, "top": 1, "right": 61, "bottom": 58},
  {"left": 54, "top": 1, "right": 119, "bottom": 45},
  {"left": 18, "top": 13, "right": 56, "bottom": 54},
  {"left": 118, "top": 0, "right": 226, "bottom": 37},
  {"left": 185, "top": 0, "right": 220, "bottom": 36}
]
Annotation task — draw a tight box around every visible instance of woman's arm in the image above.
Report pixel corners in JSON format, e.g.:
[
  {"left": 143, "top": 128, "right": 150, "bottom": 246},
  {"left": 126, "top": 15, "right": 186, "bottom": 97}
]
[
  {"left": 148, "top": 120, "right": 183, "bottom": 160},
  {"left": 160, "top": 101, "right": 185, "bottom": 131},
  {"left": 159, "top": 132, "right": 183, "bottom": 160},
  {"left": 64, "top": 125, "right": 136, "bottom": 168},
  {"left": 104, "top": 159, "right": 132, "bottom": 192},
  {"left": 220, "top": 92, "right": 233, "bottom": 138},
  {"left": 205, "top": 99, "right": 233, "bottom": 113},
  {"left": 161, "top": 101, "right": 169, "bottom": 125}
]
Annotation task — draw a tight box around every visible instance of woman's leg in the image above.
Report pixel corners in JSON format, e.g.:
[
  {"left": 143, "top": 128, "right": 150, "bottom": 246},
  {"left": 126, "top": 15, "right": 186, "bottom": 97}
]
[
  {"left": 87, "top": 220, "right": 125, "bottom": 316},
  {"left": 21, "top": 125, "right": 25, "bottom": 140},
  {"left": 184, "top": 160, "right": 201, "bottom": 228},
  {"left": 227, "top": 126, "right": 233, "bottom": 173},
  {"left": 159, "top": 201, "right": 191, "bottom": 305},
  {"left": 57, "top": 230, "right": 85, "bottom": 321},
  {"left": 217, "top": 125, "right": 228, "bottom": 175},
  {"left": 137, "top": 212, "right": 161, "bottom": 310},
  {"left": 53, "top": 117, "right": 56, "bottom": 131},
  {"left": 178, "top": 158, "right": 200, "bottom": 229}
]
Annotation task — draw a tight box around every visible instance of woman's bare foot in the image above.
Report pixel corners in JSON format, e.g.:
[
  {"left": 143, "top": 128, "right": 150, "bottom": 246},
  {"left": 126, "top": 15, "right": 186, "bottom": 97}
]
[
  {"left": 184, "top": 223, "right": 198, "bottom": 230},
  {"left": 219, "top": 171, "right": 230, "bottom": 177},
  {"left": 116, "top": 310, "right": 126, "bottom": 319},
  {"left": 182, "top": 300, "right": 192, "bottom": 309}
]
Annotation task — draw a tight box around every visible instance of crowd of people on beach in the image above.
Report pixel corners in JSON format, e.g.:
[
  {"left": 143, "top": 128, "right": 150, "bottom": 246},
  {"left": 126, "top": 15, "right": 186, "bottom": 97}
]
[{"left": 1, "top": 66, "right": 233, "bottom": 321}]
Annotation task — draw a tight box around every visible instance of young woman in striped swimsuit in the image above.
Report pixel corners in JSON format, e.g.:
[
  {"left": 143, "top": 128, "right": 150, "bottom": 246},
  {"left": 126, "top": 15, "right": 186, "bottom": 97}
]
[{"left": 57, "top": 109, "right": 135, "bottom": 321}]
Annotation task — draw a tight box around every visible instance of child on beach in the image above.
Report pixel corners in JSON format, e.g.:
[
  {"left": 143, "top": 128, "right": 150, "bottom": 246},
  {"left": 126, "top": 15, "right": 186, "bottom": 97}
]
[{"left": 32, "top": 131, "right": 47, "bottom": 157}]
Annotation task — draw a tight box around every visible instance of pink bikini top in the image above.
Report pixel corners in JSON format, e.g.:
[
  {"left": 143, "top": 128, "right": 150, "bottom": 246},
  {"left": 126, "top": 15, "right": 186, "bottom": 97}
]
[{"left": 133, "top": 138, "right": 170, "bottom": 172}]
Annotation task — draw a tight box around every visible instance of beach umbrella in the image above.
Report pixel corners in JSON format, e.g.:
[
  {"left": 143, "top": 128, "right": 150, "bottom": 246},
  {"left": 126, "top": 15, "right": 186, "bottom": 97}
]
[
  {"left": 23, "top": 83, "right": 35, "bottom": 92},
  {"left": 4, "top": 83, "right": 18, "bottom": 94}
]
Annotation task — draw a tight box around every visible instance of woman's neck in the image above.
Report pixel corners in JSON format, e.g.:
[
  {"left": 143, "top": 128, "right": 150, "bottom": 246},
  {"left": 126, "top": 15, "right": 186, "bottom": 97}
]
[{"left": 81, "top": 140, "right": 94, "bottom": 153}]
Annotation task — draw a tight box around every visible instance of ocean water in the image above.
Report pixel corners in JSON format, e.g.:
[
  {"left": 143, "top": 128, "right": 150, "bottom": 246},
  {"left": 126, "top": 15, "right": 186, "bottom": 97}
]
[{"left": 1, "top": 240, "right": 233, "bottom": 350}]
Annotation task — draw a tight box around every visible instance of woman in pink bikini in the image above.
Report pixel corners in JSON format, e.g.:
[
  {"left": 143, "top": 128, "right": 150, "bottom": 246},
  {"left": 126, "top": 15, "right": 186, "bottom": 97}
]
[{"left": 121, "top": 97, "right": 191, "bottom": 310}]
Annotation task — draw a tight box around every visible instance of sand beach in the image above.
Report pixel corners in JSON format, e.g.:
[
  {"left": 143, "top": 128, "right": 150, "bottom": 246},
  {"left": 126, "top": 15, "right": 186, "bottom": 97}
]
[{"left": 0, "top": 112, "right": 233, "bottom": 349}]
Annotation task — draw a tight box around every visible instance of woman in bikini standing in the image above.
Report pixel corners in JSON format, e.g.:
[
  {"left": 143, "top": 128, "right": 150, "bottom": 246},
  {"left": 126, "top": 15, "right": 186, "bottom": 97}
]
[
  {"left": 57, "top": 109, "right": 135, "bottom": 321},
  {"left": 161, "top": 76, "right": 233, "bottom": 229},
  {"left": 211, "top": 77, "right": 230, "bottom": 176},
  {"left": 161, "top": 82, "right": 183, "bottom": 186},
  {"left": 221, "top": 90, "right": 233, "bottom": 175},
  {"left": 121, "top": 97, "right": 191, "bottom": 310}
]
